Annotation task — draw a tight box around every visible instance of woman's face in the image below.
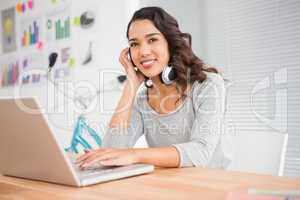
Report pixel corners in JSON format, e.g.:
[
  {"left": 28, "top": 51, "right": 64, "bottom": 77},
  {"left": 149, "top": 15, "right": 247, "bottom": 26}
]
[{"left": 128, "top": 19, "right": 170, "bottom": 78}]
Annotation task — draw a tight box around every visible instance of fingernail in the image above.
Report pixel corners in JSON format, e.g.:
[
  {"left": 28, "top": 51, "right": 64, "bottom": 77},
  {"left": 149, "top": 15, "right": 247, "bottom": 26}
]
[{"left": 83, "top": 163, "right": 88, "bottom": 167}]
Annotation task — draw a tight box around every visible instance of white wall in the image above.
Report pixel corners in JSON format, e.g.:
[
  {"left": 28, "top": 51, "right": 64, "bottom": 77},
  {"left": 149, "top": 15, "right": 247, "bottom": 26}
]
[
  {"left": 201, "top": 0, "right": 295, "bottom": 176},
  {"left": 138, "top": 0, "right": 291, "bottom": 176},
  {"left": 0, "top": 0, "right": 139, "bottom": 148}
]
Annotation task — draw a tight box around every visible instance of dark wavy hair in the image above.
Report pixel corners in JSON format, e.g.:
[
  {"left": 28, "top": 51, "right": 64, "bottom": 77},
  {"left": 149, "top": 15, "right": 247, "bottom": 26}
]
[{"left": 126, "top": 7, "right": 218, "bottom": 99}]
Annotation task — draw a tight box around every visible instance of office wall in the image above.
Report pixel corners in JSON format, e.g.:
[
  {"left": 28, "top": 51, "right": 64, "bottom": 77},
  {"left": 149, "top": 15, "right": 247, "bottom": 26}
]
[
  {"left": 201, "top": 0, "right": 300, "bottom": 177},
  {"left": 138, "top": 0, "right": 296, "bottom": 177},
  {"left": 0, "top": 0, "right": 139, "bottom": 148}
]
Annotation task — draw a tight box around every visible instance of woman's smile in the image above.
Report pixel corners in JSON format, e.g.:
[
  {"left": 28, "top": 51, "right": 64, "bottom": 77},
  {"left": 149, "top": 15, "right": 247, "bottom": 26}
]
[{"left": 141, "top": 58, "right": 157, "bottom": 69}]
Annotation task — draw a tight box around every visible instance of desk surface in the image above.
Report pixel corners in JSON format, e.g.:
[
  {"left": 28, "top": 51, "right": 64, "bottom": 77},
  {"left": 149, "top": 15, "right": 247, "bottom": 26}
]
[{"left": 0, "top": 167, "right": 299, "bottom": 200}]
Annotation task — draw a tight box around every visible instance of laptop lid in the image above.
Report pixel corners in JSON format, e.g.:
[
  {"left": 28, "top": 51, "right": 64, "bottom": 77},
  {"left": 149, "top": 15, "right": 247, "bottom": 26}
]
[{"left": 0, "top": 97, "right": 80, "bottom": 186}]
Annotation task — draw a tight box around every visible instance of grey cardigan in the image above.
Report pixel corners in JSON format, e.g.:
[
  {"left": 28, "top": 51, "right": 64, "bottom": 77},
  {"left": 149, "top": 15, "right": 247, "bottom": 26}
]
[{"left": 102, "top": 72, "right": 233, "bottom": 168}]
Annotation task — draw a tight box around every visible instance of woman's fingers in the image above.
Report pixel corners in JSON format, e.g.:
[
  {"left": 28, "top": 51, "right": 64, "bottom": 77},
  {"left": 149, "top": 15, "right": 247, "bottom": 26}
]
[
  {"left": 119, "top": 48, "right": 132, "bottom": 72},
  {"left": 120, "top": 48, "right": 139, "bottom": 75},
  {"left": 100, "top": 158, "right": 120, "bottom": 166},
  {"left": 77, "top": 149, "right": 138, "bottom": 169},
  {"left": 79, "top": 150, "right": 118, "bottom": 168},
  {"left": 76, "top": 149, "right": 106, "bottom": 164},
  {"left": 75, "top": 150, "right": 94, "bottom": 164},
  {"left": 119, "top": 47, "right": 146, "bottom": 89},
  {"left": 79, "top": 153, "right": 103, "bottom": 167}
]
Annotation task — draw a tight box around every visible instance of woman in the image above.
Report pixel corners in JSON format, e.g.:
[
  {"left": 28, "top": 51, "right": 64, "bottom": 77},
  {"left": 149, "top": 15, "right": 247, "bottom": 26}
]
[{"left": 77, "top": 7, "right": 232, "bottom": 169}]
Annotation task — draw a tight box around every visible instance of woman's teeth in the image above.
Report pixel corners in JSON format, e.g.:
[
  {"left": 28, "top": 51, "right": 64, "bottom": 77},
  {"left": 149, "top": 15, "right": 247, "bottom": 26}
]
[{"left": 141, "top": 60, "right": 156, "bottom": 68}]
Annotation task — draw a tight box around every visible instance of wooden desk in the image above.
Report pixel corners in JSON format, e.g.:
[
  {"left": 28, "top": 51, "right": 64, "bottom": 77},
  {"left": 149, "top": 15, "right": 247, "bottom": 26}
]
[{"left": 0, "top": 167, "right": 299, "bottom": 200}]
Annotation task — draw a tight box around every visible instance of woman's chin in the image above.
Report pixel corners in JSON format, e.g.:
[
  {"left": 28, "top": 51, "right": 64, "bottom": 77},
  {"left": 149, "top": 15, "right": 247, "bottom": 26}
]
[
  {"left": 142, "top": 71, "right": 162, "bottom": 78},
  {"left": 143, "top": 74, "right": 158, "bottom": 79}
]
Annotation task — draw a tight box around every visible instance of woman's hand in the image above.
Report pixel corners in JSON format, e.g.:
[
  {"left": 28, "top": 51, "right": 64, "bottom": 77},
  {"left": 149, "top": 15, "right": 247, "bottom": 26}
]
[
  {"left": 76, "top": 148, "right": 140, "bottom": 169},
  {"left": 119, "top": 48, "right": 145, "bottom": 91}
]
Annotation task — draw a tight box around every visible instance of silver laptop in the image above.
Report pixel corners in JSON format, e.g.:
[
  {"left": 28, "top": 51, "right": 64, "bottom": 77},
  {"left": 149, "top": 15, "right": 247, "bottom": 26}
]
[{"left": 0, "top": 97, "right": 154, "bottom": 187}]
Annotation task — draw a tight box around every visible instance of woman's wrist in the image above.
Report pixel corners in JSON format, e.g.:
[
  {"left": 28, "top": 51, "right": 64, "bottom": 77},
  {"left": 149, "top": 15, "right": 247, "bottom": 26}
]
[
  {"left": 123, "top": 80, "right": 139, "bottom": 97},
  {"left": 131, "top": 147, "right": 180, "bottom": 167},
  {"left": 108, "top": 80, "right": 139, "bottom": 128},
  {"left": 132, "top": 148, "right": 145, "bottom": 164}
]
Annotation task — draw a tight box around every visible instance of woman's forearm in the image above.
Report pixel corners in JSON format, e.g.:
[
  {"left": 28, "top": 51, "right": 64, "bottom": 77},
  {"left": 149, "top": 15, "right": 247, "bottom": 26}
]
[
  {"left": 135, "top": 146, "right": 180, "bottom": 168},
  {"left": 76, "top": 146, "right": 180, "bottom": 168},
  {"left": 109, "top": 80, "right": 138, "bottom": 128}
]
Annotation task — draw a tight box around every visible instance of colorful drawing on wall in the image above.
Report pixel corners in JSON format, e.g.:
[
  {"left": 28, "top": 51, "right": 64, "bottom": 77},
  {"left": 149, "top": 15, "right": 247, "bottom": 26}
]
[
  {"left": 61, "top": 47, "right": 70, "bottom": 63},
  {"left": 20, "top": 20, "right": 40, "bottom": 47},
  {"left": 54, "top": 17, "right": 70, "bottom": 40},
  {"left": 1, "top": 7, "right": 17, "bottom": 54},
  {"left": 73, "top": 16, "right": 80, "bottom": 26},
  {"left": 47, "top": 17, "right": 70, "bottom": 40},
  {"left": 46, "top": 3, "right": 72, "bottom": 42},
  {"left": 16, "top": 0, "right": 34, "bottom": 14},
  {"left": 0, "top": 61, "right": 19, "bottom": 87},
  {"left": 68, "top": 57, "right": 75, "bottom": 68},
  {"left": 20, "top": 54, "right": 46, "bottom": 85},
  {"left": 47, "top": 12, "right": 71, "bottom": 41},
  {"left": 22, "top": 72, "right": 41, "bottom": 84},
  {"left": 19, "top": 17, "right": 43, "bottom": 50},
  {"left": 36, "top": 41, "right": 44, "bottom": 50}
]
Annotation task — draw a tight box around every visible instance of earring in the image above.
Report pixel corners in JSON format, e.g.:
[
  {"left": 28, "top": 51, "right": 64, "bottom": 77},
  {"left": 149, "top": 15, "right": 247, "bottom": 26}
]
[
  {"left": 160, "top": 65, "right": 176, "bottom": 85},
  {"left": 144, "top": 78, "right": 153, "bottom": 88}
]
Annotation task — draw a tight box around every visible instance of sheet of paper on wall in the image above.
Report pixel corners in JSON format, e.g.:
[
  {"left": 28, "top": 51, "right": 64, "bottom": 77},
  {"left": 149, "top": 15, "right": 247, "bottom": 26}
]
[
  {"left": 19, "top": 16, "right": 43, "bottom": 51},
  {"left": 1, "top": 7, "right": 17, "bottom": 54},
  {"left": 16, "top": 0, "right": 34, "bottom": 14},
  {"left": 46, "top": 46, "right": 72, "bottom": 81},
  {"left": 46, "top": 4, "right": 72, "bottom": 42},
  {"left": 0, "top": 60, "right": 20, "bottom": 88},
  {"left": 20, "top": 53, "right": 46, "bottom": 86}
]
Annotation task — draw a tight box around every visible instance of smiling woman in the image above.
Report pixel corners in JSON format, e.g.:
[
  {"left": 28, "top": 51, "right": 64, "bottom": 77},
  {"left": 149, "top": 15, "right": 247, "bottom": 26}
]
[
  {"left": 127, "top": 20, "right": 170, "bottom": 77},
  {"left": 76, "top": 7, "right": 232, "bottom": 169}
]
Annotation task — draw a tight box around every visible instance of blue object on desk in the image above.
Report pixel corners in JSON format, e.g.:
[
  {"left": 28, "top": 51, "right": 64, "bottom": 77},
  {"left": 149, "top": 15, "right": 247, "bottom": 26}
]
[{"left": 65, "top": 115, "right": 102, "bottom": 153}]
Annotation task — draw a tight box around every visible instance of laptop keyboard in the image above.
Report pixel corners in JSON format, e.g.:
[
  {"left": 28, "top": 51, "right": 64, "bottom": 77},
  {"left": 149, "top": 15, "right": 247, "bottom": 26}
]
[{"left": 68, "top": 154, "right": 119, "bottom": 178}]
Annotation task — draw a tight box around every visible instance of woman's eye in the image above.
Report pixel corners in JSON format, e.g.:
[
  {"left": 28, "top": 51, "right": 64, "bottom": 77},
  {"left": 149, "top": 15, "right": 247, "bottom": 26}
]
[
  {"left": 130, "top": 43, "right": 138, "bottom": 48},
  {"left": 149, "top": 38, "right": 158, "bottom": 43}
]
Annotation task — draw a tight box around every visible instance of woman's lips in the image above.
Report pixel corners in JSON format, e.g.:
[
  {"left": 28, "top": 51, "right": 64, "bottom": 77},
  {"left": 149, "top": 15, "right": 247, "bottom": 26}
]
[{"left": 141, "top": 59, "right": 156, "bottom": 69}]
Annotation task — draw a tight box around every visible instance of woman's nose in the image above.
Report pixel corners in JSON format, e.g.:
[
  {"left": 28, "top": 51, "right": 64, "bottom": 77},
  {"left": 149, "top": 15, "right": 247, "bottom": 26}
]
[{"left": 139, "top": 44, "right": 151, "bottom": 56}]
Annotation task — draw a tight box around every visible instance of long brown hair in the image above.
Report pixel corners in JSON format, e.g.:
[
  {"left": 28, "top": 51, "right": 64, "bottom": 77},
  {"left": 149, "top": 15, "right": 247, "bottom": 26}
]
[{"left": 126, "top": 7, "right": 217, "bottom": 99}]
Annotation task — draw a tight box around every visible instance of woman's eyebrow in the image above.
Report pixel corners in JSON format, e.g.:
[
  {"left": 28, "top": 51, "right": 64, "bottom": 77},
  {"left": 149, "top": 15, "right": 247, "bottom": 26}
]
[
  {"left": 145, "top": 33, "right": 161, "bottom": 38},
  {"left": 128, "top": 32, "right": 161, "bottom": 42}
]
